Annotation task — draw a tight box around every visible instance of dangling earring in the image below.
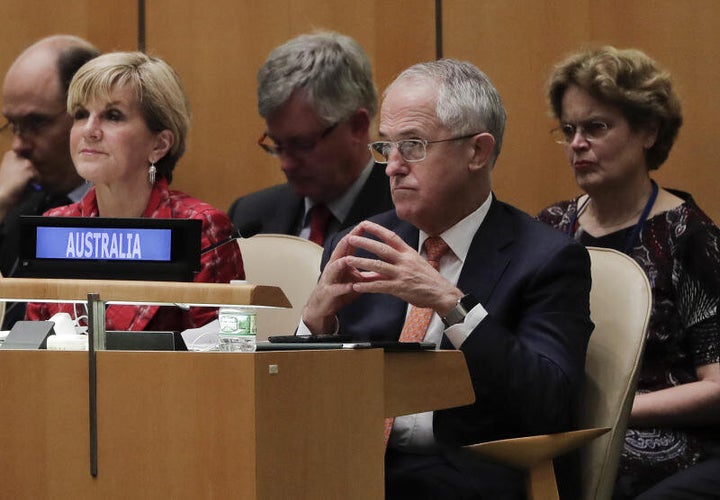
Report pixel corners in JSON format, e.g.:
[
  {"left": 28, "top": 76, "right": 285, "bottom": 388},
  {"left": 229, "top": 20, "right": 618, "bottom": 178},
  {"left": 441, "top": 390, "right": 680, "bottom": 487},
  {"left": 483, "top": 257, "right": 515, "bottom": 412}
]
[{"left": 148, "top": 162, "right": 157, "bottom": 185}]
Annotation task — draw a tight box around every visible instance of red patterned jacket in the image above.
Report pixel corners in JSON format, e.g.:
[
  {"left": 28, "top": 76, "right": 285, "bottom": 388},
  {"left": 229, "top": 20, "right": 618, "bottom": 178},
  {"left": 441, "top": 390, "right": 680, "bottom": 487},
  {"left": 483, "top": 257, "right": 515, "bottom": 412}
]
[{"left": 25, "top": 179, "right": 244, "bottom": 331}]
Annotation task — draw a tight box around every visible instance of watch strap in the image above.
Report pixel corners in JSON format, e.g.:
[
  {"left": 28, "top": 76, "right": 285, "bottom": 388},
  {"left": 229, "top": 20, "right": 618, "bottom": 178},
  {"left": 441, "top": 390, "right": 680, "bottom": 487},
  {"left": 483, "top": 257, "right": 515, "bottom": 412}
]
[{"left": 441, "top": 294, "right": 478, "bottom": 328}]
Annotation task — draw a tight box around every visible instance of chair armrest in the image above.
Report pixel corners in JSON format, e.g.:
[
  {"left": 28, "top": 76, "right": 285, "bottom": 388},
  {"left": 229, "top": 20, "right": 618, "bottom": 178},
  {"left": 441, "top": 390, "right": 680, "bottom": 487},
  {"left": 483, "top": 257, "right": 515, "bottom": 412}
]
[{"left": 463, "top": 427, "right": 610, "bottom": 469}]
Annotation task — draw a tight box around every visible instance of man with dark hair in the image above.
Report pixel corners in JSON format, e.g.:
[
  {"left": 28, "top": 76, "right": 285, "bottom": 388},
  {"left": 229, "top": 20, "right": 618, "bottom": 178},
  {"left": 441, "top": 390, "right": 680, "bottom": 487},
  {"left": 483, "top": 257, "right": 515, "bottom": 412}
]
[
  {"left": 0, "top": 35, "right": 100, "bottom": 328},
  {"left": 228, "top": 31, "right": 393, "bottom": 245}
]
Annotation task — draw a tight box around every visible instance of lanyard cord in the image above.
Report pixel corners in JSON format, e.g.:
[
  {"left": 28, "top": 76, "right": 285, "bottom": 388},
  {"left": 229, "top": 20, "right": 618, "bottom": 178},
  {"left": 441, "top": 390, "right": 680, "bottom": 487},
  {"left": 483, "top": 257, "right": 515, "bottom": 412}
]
[{"left": 567, "top": 180, "right": 659, "bottom": 255}]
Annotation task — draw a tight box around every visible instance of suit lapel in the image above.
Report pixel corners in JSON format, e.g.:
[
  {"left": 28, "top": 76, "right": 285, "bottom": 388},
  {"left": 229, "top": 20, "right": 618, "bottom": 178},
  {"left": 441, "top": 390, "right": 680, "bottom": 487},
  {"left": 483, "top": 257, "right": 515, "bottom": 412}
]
[
  {"left": 389, "top": 199, "right": 514, "bottom": 321},
  {"left": 392, "top": 216, "right": 420, "bottom": 249},
  {"left": 342, "top": 163, "right": 392, "bottom": 229},
  {"left": 437, "top": 199, "right": 514, "bottom": 349},
  {"left": 457, "top": 197, "right": 513, "bottom": 305},
  {"left": 267, "top": 187, "right": 304, "bottom": 234}
]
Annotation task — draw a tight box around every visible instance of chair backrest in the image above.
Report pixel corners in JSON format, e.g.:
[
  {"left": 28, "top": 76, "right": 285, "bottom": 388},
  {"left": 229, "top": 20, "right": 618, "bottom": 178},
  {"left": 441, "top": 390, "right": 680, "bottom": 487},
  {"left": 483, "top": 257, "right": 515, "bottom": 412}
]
[
  {"left": 0, "top": 270, "right": 4, "bottom": 326},
  {"left": 580, "top": 247, "right": 652, "bottom": 500},
  {"left": 236, "top": 234, "right": 323, "bottom": 340}
]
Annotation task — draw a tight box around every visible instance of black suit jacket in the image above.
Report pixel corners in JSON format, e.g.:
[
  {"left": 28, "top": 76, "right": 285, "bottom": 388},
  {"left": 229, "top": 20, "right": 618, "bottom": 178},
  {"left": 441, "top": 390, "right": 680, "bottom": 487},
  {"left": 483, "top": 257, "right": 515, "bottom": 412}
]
[
  {"left": 227, "top": 163, "right": 393, "bottom": 238},
  {"left": 0, "top": 189, "right": 72, "bottom": 329},
  {"left": 324, "top": 197, "right": 593, "bottom": 495}
]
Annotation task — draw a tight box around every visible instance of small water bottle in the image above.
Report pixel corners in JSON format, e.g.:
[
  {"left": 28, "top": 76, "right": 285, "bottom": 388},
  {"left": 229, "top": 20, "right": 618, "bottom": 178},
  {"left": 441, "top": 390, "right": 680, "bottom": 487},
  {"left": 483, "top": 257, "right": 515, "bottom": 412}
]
[{"left": 218, "top": 307, "right": 257, "bottom": 352}]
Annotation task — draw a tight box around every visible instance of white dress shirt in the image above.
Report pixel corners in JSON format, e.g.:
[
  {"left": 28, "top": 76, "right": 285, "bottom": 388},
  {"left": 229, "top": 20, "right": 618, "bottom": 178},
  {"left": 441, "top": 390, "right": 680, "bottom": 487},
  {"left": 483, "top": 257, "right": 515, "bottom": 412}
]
[
  {"left": 297, "top": 158, "right": 375, "bottom": 240},
  {"left": 389, "top": 193, "right": 492, "bottom": 453},
  {"left": 296, "top": 193, "right": 493, "bottom": 452}
]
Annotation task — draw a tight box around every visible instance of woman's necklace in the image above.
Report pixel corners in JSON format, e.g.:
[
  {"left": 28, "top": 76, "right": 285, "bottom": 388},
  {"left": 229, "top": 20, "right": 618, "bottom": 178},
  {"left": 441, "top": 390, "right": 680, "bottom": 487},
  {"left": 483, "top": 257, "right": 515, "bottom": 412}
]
[{"left": 567, "top": 180, "right": 659, "bottom": 255}]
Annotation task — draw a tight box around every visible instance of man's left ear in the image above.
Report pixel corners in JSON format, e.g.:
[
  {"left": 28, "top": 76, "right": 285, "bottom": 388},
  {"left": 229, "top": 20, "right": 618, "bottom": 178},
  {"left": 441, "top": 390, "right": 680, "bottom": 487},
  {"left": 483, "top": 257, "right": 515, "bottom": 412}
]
[
  {"left": 151, "top": 130, "right": 174, "bottom": 162},
  {"left": 468, "top": 133, "right": 496, "bottom": 172}
]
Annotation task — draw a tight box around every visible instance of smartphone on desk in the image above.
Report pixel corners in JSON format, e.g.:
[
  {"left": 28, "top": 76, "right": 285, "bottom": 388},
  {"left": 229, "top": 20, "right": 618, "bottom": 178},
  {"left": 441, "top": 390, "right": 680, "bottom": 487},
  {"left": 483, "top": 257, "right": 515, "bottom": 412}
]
[
  {"left": 267, "top": 335, "right": 435, "bottom": 351},
  {"left": 267, "top": 334, "right": 355, "bottom": 343}
]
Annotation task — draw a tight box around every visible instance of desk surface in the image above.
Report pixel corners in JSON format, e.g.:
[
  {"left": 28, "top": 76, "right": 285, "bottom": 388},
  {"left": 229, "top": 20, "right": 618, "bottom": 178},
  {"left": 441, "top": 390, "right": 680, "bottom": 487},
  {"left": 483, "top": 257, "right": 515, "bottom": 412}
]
[{"left": 0, "top": 277, "right": 290, "bottom": 308}]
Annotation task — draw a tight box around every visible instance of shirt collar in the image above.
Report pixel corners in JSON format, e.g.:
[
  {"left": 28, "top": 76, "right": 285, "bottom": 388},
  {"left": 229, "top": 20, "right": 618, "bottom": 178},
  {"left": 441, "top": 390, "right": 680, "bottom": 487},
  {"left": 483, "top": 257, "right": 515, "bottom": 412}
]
[
  {"left": 418, "top": 192, "right": 493, "bottom": 262},
  {"left": 303, "top": 157, "right": 375, "bottom": 223}
]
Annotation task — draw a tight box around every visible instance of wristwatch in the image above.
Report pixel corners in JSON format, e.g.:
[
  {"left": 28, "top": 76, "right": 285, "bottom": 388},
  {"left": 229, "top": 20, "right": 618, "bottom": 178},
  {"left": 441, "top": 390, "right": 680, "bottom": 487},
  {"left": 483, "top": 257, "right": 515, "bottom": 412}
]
[{"left": 441, "top": 294, "right": 478, "bottom": 328}]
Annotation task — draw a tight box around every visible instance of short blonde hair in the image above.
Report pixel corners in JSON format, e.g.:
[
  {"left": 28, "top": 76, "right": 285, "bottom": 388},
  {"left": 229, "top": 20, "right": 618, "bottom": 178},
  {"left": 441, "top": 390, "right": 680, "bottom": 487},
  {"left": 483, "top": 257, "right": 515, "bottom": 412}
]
[
  {"left": 548, "top": 46, "right": 682, "bottom": 171},
  {"left": 68, "top": 51, "right": 190, "bottom": 182}
]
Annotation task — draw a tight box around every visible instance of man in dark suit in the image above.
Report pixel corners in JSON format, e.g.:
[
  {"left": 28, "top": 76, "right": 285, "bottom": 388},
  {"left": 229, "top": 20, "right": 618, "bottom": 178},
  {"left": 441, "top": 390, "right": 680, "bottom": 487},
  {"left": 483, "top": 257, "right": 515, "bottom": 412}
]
[
  {"left": 300, "top": 60, "right": 593, "bottom": 498},
  {"left": 227, "top": 31, "right": 393, "bottom": 243},
  {"left": 0, "top": 35, "right": 99, "bottom": 328}
]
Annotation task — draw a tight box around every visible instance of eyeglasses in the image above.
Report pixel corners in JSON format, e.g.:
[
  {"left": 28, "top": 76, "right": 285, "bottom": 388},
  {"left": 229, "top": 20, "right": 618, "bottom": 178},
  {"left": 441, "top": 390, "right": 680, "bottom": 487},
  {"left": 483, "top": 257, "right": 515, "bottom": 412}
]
[
  {"left": 258, "top": 123, "right": 338, "bottom": 157},
  {"left": 0, "top": 110, "right": 68, "bottom": 137},
  {"left": 551, "top": 120, "right": 611, "bottom": 145},
  {"left": 368, "top": 133, "right": 481, "bottom": 164}
]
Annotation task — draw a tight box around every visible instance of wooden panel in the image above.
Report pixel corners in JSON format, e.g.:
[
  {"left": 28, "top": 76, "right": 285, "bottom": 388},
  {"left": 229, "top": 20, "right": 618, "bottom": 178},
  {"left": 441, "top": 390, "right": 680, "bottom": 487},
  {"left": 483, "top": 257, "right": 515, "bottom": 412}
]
[
  {"left": 0, "top": 1, "right": 136, "bottom": 68},
  {"left": 0, "top": 351, "right": 89, "bottom": 499},
  {"left": 254, "top": 349, "right": 384, "bottom": 499},
  {"left": 1, "top": 348, "right": 475, "bottom": 499},
  {"left": 0, "top": 1, "right": 137, "bottom": 154},
  {"left": 384, "top": 350, "right": 474, "bottom": 417},
  {"left": 0, "top": 277, "right": 290, "bottom": 308},
  {"left": 144, "top": 0, "right": 280, "bottom": 215},
  {"left": 145, "top": 0, "right": 435, "bottom": 214},
  {"left": 443, "top": 0, "right": 720, "bottom": 221},
  {"left": 0, "top": 346, "right": 473, "bottom": 498},
  {"left": 443, "top": 0, "right": 589, "bottom": 216},
  {"left": 0, "top": 350, "right": 386, "bottom": 499},
  {"left": 589, "top": 0, "right": 720, "bottom": 221},
  {"left": 370, "top": 0, "right": 437, "bottom": 93},
  {"left": 84, "top": 3, "right": 139, "bottom": 52},
  {"left": 5, "top": 2, "right": 718, "bottom": 221},
  {"left": 96, "top": 352, "right": 259, "bottom": 499}
]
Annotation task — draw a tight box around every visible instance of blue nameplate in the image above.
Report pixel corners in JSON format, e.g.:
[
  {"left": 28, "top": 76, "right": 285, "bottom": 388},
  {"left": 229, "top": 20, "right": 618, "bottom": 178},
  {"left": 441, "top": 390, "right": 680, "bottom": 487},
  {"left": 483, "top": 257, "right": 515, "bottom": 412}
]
[
  {"left": 36, "top": 227, "right": 172, "bottom": 261},
  {"left": 17, "top": 216, "right": 201, "bottom": 281}
]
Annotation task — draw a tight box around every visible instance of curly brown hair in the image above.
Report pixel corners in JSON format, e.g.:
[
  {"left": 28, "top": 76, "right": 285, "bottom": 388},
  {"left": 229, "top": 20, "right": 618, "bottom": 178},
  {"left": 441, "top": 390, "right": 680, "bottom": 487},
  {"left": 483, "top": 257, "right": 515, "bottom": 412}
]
[{"left": 548, "top": 46, "right": 682, "bottom": 170}]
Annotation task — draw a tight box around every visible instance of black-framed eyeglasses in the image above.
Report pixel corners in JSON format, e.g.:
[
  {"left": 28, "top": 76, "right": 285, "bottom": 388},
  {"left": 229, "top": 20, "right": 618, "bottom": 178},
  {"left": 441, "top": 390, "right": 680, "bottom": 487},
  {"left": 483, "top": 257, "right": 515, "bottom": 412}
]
[
  {"left": 368, "top": 133, "right": 481, "bottom": 164},
  {"left": 0, "top": 110, "right": 68, "bottom": 137},
  {"left": 258, "top": 123, "right": 338, "bottom": 157},
  {"left": 551, "top": 120, "right": 611, "bottom": 145}
]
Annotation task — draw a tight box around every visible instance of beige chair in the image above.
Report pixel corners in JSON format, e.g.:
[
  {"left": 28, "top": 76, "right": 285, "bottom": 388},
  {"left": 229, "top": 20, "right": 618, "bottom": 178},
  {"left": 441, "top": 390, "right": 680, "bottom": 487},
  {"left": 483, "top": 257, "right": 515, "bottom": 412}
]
[
  {"left": 464, "top": 246, "right": 652, "bottom": 500},
  {"left": 236, "top": 234, "right": 323, "bottom": 340},
  {"left": 0, "top": 271, "right": 4, "bottom": 326}
]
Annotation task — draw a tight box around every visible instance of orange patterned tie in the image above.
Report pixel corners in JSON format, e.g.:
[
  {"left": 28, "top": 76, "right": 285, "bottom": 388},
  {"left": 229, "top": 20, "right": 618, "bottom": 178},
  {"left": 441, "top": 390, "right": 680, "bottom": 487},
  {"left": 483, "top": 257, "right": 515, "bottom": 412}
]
[{"left": 384, "top": 236, "right": 450, "bottom": 446}]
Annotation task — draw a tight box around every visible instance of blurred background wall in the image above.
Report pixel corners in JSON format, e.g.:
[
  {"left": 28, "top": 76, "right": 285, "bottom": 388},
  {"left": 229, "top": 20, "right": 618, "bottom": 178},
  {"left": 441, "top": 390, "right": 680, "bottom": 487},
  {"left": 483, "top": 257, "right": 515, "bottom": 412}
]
[{"left": 2, "top": 0, "right": 718, "bottom": 219}]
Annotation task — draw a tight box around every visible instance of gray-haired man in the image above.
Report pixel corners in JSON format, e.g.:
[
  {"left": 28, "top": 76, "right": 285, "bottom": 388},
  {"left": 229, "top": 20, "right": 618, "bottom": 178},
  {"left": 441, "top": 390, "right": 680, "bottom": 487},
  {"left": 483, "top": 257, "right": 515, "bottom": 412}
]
[{"left": 228, "top": 31, "right": 393, "bottom": 245}]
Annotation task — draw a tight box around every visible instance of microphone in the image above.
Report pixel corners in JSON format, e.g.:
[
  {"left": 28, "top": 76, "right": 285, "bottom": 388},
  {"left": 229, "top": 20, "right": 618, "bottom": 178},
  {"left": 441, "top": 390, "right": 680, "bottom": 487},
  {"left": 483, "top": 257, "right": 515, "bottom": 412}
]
[
  {"left": 236, "top": 221, "right": 262, "bottom": 238},
  {"left": 200, "top": 230, "right": 240, "bottom": 255},
  {"left": 200, "top": 222, "right": 262, "bottom": 255}
]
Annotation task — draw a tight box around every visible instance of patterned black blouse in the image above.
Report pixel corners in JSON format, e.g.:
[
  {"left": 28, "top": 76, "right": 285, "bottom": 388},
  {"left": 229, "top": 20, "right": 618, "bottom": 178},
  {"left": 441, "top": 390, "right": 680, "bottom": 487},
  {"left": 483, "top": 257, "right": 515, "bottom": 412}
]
[{"left": 538, "top": 191, "right": 720, "bottom": 497}]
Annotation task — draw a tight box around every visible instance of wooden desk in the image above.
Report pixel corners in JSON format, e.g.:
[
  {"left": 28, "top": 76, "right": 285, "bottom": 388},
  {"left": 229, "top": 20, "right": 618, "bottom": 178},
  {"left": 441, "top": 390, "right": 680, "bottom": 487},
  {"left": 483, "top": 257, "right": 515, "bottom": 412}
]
[
  {"left": 0, "top": 349, "right": 472, "bottom": 499},
  {"left": 0, "top": 277, "right": 291, "bottom": 308}
]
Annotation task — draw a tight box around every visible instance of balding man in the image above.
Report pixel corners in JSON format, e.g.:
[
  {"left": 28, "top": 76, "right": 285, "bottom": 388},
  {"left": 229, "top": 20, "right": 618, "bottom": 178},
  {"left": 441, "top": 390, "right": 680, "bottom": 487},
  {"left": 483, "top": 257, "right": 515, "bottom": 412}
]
[{"left": 0, "top": 35, "right": 99, "bottom": 327}]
